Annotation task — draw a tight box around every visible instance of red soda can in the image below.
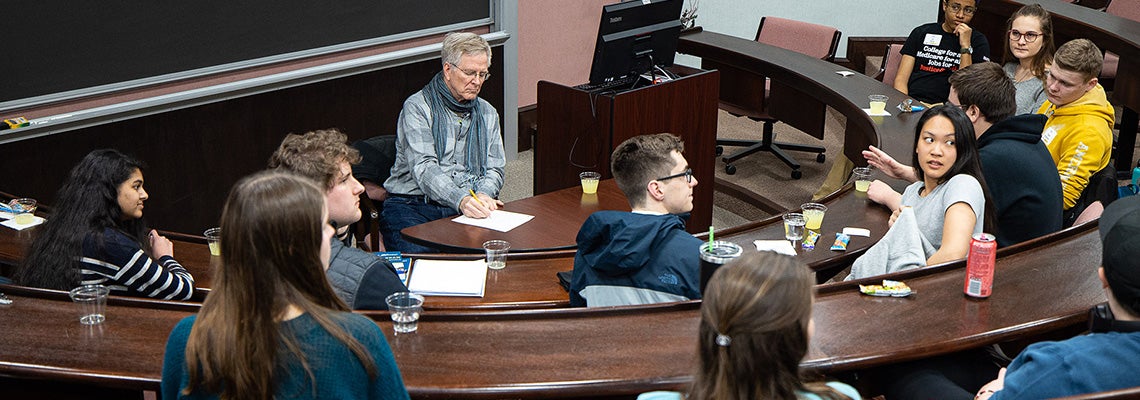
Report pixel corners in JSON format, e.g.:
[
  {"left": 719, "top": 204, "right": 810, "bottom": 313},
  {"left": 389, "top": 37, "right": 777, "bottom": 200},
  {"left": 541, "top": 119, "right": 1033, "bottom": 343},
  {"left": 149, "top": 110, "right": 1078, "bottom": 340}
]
[{"left": 964, "top": 233, "right": 996, "bottom": 298}]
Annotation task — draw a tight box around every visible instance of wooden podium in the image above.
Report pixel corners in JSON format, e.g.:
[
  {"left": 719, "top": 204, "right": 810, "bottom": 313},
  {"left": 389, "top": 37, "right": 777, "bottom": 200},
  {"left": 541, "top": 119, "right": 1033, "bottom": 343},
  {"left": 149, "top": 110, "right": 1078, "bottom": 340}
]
[{"left": 534, "top": 68, "right": 719, "bottom": 234}]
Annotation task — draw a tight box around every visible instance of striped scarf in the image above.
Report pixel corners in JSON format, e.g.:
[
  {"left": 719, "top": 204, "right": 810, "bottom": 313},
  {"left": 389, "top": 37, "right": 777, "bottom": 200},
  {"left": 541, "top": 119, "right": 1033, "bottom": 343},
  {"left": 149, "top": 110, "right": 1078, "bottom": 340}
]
[{"left": 423, "top": 71, "right": 487, "bottom": 177}]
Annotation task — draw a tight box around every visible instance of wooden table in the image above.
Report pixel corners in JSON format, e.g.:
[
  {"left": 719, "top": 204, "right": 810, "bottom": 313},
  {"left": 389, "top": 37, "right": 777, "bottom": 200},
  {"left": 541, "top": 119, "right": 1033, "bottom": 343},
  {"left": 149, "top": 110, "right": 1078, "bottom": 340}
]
[
  {"left": 0, "top": 225, "right": 1101, "bottom": 399},
  {"left": 376, "top": 225, "right": 1102, "bottom": 398},
  {"left": 401, "top": 179, "right": 631, "bottom": 253}
]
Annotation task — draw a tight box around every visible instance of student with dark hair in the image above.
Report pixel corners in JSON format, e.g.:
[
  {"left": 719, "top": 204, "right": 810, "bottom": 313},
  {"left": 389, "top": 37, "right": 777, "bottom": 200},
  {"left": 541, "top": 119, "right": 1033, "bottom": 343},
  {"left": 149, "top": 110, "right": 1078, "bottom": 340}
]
[
  {"left": 895, "top": 0, "right": 991, "bottom": 104},
  {"left": 569, "top": 133, "right": 702, "bottom": 307},
  {"left": 865, "top": 105, "right": 992, "bottom": 265},
  {"left": 866, "top": 62, "right": 1061, "bottom": 247},
  {"left": 14, "top": 149, "right": 195, "bottom": 300},
  {"left": 161, "top": 171, "right": 409, "bottom": 400},
  {"left": 640, "top": 252, "right": 859, "bottom": 400},
  {"left": 269, "top": 129, "right": 406, "bottom": 310}
]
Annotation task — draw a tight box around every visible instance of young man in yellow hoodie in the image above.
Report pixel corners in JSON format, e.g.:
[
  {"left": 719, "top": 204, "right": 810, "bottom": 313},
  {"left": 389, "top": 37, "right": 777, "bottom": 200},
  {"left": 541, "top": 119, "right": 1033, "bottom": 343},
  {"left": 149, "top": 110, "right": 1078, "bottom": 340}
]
[{"left": 1037, "top": 39, "right": 1115, "bottom": 223}]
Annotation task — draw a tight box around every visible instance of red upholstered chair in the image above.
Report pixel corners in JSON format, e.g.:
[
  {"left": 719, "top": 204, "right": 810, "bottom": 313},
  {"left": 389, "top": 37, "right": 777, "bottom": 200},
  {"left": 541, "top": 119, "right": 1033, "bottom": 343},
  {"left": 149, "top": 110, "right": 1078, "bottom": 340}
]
[
  {"left": 1100, "top": 0, "right": 1140, "bottom": 85},
  {"left": 877, "top": 43, "right": 905, "bottom": 84},
  {"left": 702, "top": 17, "right": 841, "bottom": 179},
  {"left": 1106, "top": 0, "right": 1140, "bottom": 20}
]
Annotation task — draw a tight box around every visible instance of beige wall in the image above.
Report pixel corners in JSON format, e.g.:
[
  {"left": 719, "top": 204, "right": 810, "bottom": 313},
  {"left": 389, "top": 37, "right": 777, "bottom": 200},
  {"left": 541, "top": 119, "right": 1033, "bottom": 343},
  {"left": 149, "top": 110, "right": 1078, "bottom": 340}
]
[{"left": 517, "top": 0, "right": 614, "bottom": 107}]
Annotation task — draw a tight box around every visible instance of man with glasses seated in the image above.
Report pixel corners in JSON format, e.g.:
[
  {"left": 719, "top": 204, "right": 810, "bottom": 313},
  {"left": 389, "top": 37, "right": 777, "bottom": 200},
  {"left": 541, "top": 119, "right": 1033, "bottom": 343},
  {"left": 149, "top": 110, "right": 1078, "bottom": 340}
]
[
  {"left": 569, "top": 133, "right": 703, "bottom": 307},
  {"left": 895, "top": 0, "right": 991, "bottom": 104},
  {"left": 381, "top": 32, "right": 506, "bottom": 253}
]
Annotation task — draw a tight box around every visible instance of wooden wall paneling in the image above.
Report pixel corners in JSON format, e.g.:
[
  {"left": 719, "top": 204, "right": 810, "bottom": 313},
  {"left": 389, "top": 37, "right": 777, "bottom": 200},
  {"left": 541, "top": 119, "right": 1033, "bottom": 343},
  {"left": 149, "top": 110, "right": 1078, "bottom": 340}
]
[{"left": 0, "top": 48, "right": 505, "bottom": 234}]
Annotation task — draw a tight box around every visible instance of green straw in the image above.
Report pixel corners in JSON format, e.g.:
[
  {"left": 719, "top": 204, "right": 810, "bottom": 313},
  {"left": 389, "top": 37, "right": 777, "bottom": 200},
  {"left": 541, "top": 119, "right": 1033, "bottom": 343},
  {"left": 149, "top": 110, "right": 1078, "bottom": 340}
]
[{"left": 707, "top": 226, "right": 714, "bottom": 251}]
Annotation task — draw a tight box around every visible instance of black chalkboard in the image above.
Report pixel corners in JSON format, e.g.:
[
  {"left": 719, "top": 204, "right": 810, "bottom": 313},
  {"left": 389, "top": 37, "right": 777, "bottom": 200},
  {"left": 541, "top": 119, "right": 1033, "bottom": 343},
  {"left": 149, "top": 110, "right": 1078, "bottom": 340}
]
[{"left": 2, "top": 0, "right": 490, "bottom": 105}]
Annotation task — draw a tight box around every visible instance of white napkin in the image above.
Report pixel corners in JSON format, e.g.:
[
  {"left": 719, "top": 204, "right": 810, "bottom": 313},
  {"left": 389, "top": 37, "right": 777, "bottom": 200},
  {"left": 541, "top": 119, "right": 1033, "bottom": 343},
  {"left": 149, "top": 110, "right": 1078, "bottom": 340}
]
[
  {"left": 753, "top": 240, "right": 797, "bottom": 256},
  {"left": 2, "top": 216, "right": 45, "bottom": 231}
]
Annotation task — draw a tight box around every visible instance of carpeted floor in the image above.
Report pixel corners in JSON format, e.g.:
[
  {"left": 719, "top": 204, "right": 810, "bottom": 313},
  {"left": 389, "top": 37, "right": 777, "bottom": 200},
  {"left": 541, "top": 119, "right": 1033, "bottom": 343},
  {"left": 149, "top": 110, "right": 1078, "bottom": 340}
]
[{"left": 500, "top": 108, "right": 848, "bottom": 228}]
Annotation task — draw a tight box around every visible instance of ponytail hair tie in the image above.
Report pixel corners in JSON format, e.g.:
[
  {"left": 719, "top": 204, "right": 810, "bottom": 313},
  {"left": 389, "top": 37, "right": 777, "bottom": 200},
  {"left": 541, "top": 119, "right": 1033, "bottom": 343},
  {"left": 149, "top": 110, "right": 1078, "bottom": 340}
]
[{"left": 715, "top": 333, "right": 731, "bottom": 347}]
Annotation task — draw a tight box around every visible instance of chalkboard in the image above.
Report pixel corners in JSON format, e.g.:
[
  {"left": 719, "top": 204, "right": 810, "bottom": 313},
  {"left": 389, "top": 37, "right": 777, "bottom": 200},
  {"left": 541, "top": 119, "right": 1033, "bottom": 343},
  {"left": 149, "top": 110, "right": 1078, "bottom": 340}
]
[{"left": 2, "top": 0, "right": 490, "bottom": 106}]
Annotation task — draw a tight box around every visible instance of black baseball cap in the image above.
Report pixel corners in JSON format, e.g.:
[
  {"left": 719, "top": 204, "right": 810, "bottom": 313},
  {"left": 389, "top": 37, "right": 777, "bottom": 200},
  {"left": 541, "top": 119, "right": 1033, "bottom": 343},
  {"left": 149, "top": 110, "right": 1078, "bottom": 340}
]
[{"left": 1100, "top": 195, "right": 1140, "bottom": 315}]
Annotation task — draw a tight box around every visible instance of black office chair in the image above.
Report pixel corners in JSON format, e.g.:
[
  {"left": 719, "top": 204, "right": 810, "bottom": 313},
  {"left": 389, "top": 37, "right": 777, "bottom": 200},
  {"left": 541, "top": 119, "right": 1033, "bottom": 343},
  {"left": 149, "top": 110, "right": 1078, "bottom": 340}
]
[
  {"left": 702, "top": 17, "right": 841, "bottom": 179},
  {"left": 351, "top": 135, "right": 398, "bottom": 251},
  {"left": 1065, "top": 165, "right": 1119, "bottom": 227}
]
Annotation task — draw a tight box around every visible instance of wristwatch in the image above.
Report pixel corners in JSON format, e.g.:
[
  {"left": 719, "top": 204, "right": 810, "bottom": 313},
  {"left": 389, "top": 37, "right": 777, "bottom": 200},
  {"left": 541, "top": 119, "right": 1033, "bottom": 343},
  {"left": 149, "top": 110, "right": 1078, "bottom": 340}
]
[{"left": 960, "top": 46, "right": 973, "bottom": 55}]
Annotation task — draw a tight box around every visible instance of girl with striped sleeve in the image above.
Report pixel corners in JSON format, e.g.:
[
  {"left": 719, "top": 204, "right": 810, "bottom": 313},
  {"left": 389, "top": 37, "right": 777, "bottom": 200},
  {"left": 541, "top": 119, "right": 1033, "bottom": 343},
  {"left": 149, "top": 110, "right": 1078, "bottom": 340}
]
[{"left": 15, "top": 149, "right": 196, "bottom": 300}]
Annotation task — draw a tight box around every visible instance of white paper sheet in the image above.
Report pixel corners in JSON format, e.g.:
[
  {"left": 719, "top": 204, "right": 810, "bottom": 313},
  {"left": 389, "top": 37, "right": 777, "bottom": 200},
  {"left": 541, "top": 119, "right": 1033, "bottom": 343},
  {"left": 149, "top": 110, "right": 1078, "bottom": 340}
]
[
  {"left": 452, "top": 210, "right": 534, "bottom": 232},
  {"left": 753, "top": 240, "right": 797, "bottom": 256},
  {"left": 407, "top": 259, "right": 487, "bottom": 297}
]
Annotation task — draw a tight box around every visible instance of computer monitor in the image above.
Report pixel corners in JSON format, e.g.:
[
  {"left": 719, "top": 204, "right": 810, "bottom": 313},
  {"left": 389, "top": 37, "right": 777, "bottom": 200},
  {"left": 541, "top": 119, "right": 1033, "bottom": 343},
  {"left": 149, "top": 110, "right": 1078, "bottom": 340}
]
[{"left": 586, "top": 0, "right": 684, "bottom": 85}]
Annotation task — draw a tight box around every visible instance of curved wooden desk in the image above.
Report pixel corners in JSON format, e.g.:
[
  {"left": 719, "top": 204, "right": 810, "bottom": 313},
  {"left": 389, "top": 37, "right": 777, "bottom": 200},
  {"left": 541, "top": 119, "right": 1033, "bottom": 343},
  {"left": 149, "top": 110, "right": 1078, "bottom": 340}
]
[
  {"left": 375, "top": 224, "right": 1101, "bottom": 399},
  {"left": 0, "top": 224, "right": 1100, "bottom": 398},
  {"left": 400, "top": 179, "right": 630, "bottom": 253}
]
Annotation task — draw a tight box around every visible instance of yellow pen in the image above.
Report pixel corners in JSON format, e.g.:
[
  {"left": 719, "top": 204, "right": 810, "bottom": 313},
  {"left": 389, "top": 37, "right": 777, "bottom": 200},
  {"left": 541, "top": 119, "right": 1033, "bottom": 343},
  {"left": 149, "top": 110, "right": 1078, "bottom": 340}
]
[{"left": 468, "top": 189, "right": 487, "bottom": 207}]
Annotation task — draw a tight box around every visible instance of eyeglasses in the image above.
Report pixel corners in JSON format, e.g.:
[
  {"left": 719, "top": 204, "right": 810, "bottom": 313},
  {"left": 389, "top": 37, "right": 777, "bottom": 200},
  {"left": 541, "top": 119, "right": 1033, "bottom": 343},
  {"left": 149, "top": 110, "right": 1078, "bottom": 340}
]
[
  {"left": 1008, "top": 30, "right": 1042, "bottom": 43},
  {"left": 945, "top": 2, "right": 976, "bottom": 15},
  {"left": 448, "top": 62, "right": 491, "bottom": 81},
  {"left": 656, "top": 168, "right": 693, "bottom": 183}
]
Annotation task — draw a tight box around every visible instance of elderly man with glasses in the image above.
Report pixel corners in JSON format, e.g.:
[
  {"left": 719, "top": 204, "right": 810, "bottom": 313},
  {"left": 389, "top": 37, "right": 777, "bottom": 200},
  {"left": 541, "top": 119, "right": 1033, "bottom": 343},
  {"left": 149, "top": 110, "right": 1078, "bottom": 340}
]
[
  {"left": 569, "top": 133, "right": 703, "bottom": 307},
  {"left": 380, "top": 32, "right": 506, "bottom": 253},
  {"left": 894, "top": 0, "right": 991, "bottom": 104}
]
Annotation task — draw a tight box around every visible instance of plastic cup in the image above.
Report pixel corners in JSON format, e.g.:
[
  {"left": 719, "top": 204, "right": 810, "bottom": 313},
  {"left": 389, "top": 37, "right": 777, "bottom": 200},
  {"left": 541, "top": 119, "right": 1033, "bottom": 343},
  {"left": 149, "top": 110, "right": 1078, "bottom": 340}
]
[
  {"left": 869, "top": 94, "right": 888, "bottom": 114},
  {"left": 579, "top": 172, "right": 601, "bottom": 194},
  {"left": 385, "top": 292, "right": 424, "bottom": 334},
  {"left": 782, "top": 212, "right": 806, "bottom": 241},
  {"left": 69, "top": 284, "right": 109, "bottom": 325},
  {"left": 801, "top": 202, "right": 828, "bottom": 230},
  {"left": 204, "top": 227, "right": 221, "bottom": 256},
  {"left": 483, "top": 240, "right": 510, "bottom": 270},
  {"left": 9, "top": 198, "right": 37, "bottom": 225},
  {"left": 699, "top": 241, "right": 744, "bottom": 294},
  {"left": 852, "top": 167, "right": 873, "bottom": 192}
]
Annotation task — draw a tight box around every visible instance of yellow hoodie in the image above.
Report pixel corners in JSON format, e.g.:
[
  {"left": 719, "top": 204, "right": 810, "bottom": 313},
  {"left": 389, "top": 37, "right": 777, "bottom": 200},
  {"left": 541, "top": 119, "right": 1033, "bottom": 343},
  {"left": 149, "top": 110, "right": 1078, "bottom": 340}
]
[{"left": 1037, "top": 84, "right": 1115, "bottom": 210}]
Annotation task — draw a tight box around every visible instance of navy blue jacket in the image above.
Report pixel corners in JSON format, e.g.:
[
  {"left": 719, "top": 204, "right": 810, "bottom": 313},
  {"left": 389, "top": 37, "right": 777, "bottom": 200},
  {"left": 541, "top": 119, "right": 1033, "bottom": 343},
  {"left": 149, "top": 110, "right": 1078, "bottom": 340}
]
[
  {"left": 570, "top": 211, "right": 702, "bottom": 307},
  {"left": 977, "top": 114, "right": 1063, "bottom": 246}
]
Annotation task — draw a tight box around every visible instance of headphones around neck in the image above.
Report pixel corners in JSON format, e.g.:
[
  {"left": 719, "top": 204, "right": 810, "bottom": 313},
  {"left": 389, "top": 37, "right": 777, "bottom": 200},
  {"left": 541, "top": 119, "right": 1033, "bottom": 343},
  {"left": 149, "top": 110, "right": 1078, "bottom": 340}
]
[{"left": 1088, "top": 303, "right": 1140, "bottom": 333}]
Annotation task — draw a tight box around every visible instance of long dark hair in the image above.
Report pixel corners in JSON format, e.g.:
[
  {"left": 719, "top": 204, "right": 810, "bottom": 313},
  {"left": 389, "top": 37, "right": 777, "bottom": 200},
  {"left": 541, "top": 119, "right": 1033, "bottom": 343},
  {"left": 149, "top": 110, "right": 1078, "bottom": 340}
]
[
  {"left": 689, "top": 252, "right": 850, "bottom": 400},
  {"left": 14, "top": 149, "right": 149, "bottom": 290},
  {"left": 909, "top": 105, "right": 996, "bottom": 233},
  {"left": 182, "top": 171, "right": 376, "bottom": 399}
]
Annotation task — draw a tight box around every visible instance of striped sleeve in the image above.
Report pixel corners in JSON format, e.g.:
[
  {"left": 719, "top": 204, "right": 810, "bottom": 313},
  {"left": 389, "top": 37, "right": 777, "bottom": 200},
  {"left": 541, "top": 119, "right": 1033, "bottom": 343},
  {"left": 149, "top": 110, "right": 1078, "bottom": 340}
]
[{"left": 80, "top": 232, "right": 196, "bottom": 300}]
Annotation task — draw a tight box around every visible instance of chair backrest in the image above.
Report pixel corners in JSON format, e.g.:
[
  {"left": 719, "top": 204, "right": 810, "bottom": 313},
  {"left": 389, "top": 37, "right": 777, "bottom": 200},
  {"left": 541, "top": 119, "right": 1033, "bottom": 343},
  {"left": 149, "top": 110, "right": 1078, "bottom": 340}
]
[
  {"left": 754, "top": 16, "right": 841, "bottom": 61},
  {"left": 350, "top": 134, "right": 398, "bottom": 251},
  {"left": 1064, "top": 165, "right": 1119, "bottom": 227},
  {"left": 879, "top": 43, "right": 905, "bottom": 84},
  {"left": 351, "top": 135, "right": 398, "bottom": 185},
  {"left": 1107, "top": 0, "right": 1140, "bottom": 22}
]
